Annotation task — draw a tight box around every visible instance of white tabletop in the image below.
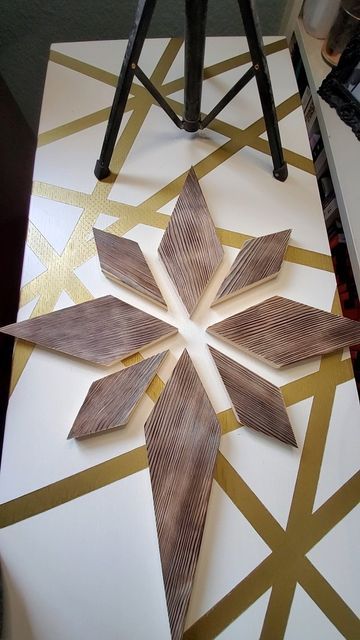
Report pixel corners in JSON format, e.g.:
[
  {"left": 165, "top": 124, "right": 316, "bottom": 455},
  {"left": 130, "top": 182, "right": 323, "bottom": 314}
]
[{"left": 0, "top": 36, "right": 359, "bottom": 639}]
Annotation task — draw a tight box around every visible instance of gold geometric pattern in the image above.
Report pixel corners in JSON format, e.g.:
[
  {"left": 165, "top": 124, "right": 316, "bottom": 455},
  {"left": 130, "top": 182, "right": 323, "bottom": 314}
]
[{"left": 0, "top": 36, "right": 359, "bottom": 640}]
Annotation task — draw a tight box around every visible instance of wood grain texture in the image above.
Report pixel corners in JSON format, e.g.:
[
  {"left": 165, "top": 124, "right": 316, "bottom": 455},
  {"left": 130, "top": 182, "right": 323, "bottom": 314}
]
[
  {"left": 68, "top": 351, "right": 168, "bottom": 439},
  {"left": 207, "top": 295, "right": 360, "bottom": 368},
  {"left": 209, "top": 346, "right": 297, "bottom": 446},
  {"left": 158, "top": 167, "right": 224, "bottom": 316},
  {"left": 144, "top": 350, "right": 220, "bottom": 640},
  {"left": 212, "top": 229, "right": 291, "bottom": 305},
  {"left": 94, "top": 228, "right": 167, "bottom": 308},
  {"left": 0, "top": 295, "right": 177, "bottom": 366}
]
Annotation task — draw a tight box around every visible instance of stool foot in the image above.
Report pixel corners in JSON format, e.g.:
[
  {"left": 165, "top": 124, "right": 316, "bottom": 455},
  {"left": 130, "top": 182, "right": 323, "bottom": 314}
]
[
  {"left": 94, "top": 160, "right": 110, "bottom": 180},
  {"left": 273, "top": 163, "right": 288, "bottom": 182}
]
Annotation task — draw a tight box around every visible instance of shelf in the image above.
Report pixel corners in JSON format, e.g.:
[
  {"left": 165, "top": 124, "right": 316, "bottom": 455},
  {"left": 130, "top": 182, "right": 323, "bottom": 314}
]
[{"left": 295, "top": 17, "right": 360, "bottom": 295}]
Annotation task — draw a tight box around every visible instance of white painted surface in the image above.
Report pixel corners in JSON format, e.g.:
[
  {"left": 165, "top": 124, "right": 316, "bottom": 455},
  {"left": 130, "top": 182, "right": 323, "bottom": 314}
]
[
  {"left": 220, "top": 398, "right": 313, "bottom": 528},
  {"left": 307, "top": 506, "right": 360, "bottom": 617},
  {"left": 2, "top": 37, "right": 359, "bottom": 640},
  {"left": 285, "top": 584, "right": 345, "bottom": 639},
  {"left": 0, "top": 473, "right": 171, "bottom": 640}
]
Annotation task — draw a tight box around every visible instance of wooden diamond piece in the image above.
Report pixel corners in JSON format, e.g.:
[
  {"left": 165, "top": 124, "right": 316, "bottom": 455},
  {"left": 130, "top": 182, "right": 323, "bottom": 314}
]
[
  {"left": 94, "top": 228, "right": 167, "bottom": 308},
  {"left": 207, "top": 296, "right": 360, "bottom": 368},
  {"left": 209, "top": 346, "right": 296, "bottom": 446},
  {"left": 68, "top": 351, "right": 168, "bottom": 439},
  {"left": 144, "top": 350, "right": 220, "bottom": 640},
  {"left": 158, "top": 167, "right": 223, "bottom": 316},
  {"left": 212, "top": 229, "right": 291, "bottom": 305},
  {"left": 0, "top": 295, "right": 177, "bottom": 366}
]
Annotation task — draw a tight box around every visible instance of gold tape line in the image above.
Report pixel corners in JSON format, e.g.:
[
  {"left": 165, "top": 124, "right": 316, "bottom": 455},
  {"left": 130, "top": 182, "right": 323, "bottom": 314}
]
[
  {"left": 259, "top": 576, "right": 297, "bottom": 640},
  {"left": 7, "top": 43, "right": 358, "bottom": 632},
  {"left": 281, "top": 356, "right": 353, "bottom": 407},
  {"left": 10, "top": 39, "right": 183, "bottom": 391},
  {"left": 217, "top": 227, "right": 333, "bottom": 273},
  {"left": 0, "top": 414, "right": 244, "bottom": 529},
  {"left": 250, "top": 136, "right": 316, "bottom": 175},
  {"left": 286, "top": 354, "right": 343, "bottom": 534},
  {"left": 258, "top": 295, "right": 345, "bottom": 635},
  {"left": 0, "top": 446, "right": 148, "bottom": 529},
  {"left": 162, "top": 38, "right": 287, "bottom": 96},
  {"left": 299, "top": 558, "right": 360, "bottom": 638},
  {"left": 183, "top": 554, "right": 278, "bottom": 640},
  {"left": 215, "top": 453, "right": 284, "bottom": 548},
  {"left": 188, "top": 465, "right": 360, "bottom": 639},
  {"left": 38, "top": 107, "right": 112, "bottom": 147},
  {"left": 49, "top": 38, "right": 286, "bottom": 101},
  {"left": 49, "top": 50, "right": 119, "bottom": 86},
  {"left": 190, "top": 343, "right": 358, "bottom": 637},
  {"left": 309, "top": 471, "right": 360, "bottom": 543}
]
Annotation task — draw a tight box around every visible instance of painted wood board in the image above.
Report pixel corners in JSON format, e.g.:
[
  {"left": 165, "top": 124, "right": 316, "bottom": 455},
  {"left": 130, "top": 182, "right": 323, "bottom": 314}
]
[
  {"left": 158, "top": 167, "right": 224, "bottom": 316},
  {"left": 68, "top": 351, "right": 168, "bottom": 439},
  {"left": 0, "top": 295, "right": 177, "bottom": 366},
  {"left": 209, "top": 346, "right": 297, "bottom": 446},
  {"left": 207, "top": 295, "right": 360, "bottom": 368},
  {"left": 212, "top": 229, "right": 291, "bottom": 305},
  {"left": 144, "top": 350, "right": 221, "bottom": 640},
  {"left": 94, "top": 228, "right": 167, "bottom": 308}
]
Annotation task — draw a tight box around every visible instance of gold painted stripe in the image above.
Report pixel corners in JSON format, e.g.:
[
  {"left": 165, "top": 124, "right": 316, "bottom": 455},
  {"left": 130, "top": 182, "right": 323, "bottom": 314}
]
[
  {"left": 49, "top": 50, "right": 119, "bottom": 86},
  {"left": 203, "top": 38, "right": 288, "bottom": 81},
  {"left": 10, "top": 342, "right": 35, "bottom": 394},
  {"left": 146, "top": 92, "right": 301, "bottom": 216},
  {"left": 285, "top": 245, "right": 333, "bottom": 272},
  {"left": 162, "top": 38, "right": 287, "bottom": 97},
  {"left": 307, "top": 471, "right": 360, "bottom": 546},
  {"left": 259, "top": 576, "right": 297, "bottom": 640},
  {"left": 299, "top": 558, "right": 360, "bottom": 638},
  {"left": 217, "top": 408, "right": 240, "bottom": 435},
  {"left": 281, "top": 357, "right": 353, "bottom": 407},
  {"left": 215, "top": 453, "right": 284, "bottom": 547},
  {"left": 0, "top": 446, "right": 148, "bottom": 529},
  {"left": 286, "top": 351, "right": 343, "bottom": 535},
  {"left": 32, "top": 181, "right": 90, "bottom": 208},
  {"left": 217, "top": 227, "right": 334, "bottom": 273},
  {"left": 10, "top": 40, "right": 183, "bottom": 392},
  {"left": 184, "top": 554, "right": 278, "bottom": 640},
  {"left": 250, "top": 136, "right": 315, "bottom": 175},
  {"left": 221, "top": 356, "right": 354, "bottom": 437},
  {"left": 38, "top": 107, "right": 112, "bottom": 147}
]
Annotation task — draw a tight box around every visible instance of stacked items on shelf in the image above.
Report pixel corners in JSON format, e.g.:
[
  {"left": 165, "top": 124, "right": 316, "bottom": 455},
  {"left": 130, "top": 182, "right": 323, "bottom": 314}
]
[{"left": 290, "top": 37, "right": 360, "bottom": 393}]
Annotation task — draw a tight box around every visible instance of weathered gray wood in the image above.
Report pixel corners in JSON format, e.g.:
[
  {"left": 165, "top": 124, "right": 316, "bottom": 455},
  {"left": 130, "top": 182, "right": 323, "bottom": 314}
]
[
  {"left": 0, "top": 295, "right": 177, "bottom": 366},
  {"left": 207, "top": 296, "right": 360, "bottom": 368},
  {"left": 94, "top": 228, "right": 167, "bottom": 308},
  {"left": 158, "top": 167, "right": 223, "bottom": 316},
  {"left": 68, "top": 351, "right": 168, "bottom": 439},
  {"left": 212, "top": 229, "right": 291, "bottom": 305},
  {"left": 209, "top": 346, "right": 297, "bottom": 446},
  {"left": 144, "top": 350, "right": 220, "bottom": 640}
]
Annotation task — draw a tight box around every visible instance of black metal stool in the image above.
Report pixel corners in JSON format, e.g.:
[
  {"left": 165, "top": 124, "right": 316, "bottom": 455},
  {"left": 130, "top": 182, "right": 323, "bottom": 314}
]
[{"left": 94, "top": 0, "right": 288, "bottom": 182}]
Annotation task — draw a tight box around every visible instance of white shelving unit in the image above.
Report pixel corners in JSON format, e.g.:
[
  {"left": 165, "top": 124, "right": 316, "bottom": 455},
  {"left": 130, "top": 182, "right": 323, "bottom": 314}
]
[{"left": 293, "top": 17, "right": 360, "bottom": 295}]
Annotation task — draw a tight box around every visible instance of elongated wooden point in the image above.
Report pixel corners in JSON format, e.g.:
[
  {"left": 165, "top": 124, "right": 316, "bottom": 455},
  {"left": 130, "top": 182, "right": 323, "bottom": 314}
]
[
  {"left": 208, "top": 296, "right": 360, "bottom": 367},
  {"left": 94, "top": 228, "right": 167, "bottom": 308},
  {"left": 158, "top": 167, "right": 224, "bottom": 316},
  {"left": 68, "top": 351, "right": 168, "bottom": 439},
  {"left": 212, "top": 229, "right": 291, "bottom": 305},
  {"left": 0, "top": 295, "right": 177, "bottom": 366},
  {"left": 209, "top": 346, "right": 297, "bottom": 446},
  {"left": 144, "top": 350, "right": 221, "bottom": 640}
]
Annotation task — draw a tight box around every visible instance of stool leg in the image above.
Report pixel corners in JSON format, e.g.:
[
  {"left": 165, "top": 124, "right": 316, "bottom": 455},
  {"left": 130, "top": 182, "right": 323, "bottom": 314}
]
[
  {"left": 183, "top": 0, "right": 208, "bottom": 132},
  {"left": 94, "top": 0, "right": 157, "bottom": 180},
  {"left": 237, "top": 0, "right": 288, "bottom": 181}
]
